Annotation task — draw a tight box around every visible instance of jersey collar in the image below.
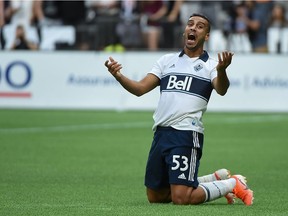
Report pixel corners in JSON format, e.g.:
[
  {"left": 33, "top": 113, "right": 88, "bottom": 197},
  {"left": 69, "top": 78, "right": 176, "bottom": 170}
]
[{"left": 179, "top": 50, "right": 209, "bottom": 62}]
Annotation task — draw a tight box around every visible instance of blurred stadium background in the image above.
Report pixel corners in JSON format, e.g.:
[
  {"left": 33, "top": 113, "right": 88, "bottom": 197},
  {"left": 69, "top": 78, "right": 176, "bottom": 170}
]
[
  {"left": 0, "top": 0, "right": 288, "bottom": 52},
  {"left": 0, "top": 0, "right": 287, "bottom": 111}
]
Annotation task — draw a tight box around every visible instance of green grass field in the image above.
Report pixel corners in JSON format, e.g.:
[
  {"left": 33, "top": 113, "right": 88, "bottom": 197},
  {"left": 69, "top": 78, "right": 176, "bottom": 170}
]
[{"left": 0, "top": 109, "right": 288, "bottom": 216}]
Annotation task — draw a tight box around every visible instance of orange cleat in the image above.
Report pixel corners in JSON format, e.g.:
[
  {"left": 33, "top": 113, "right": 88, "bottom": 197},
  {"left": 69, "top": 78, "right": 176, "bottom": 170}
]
[{"left": 232, "top": 175, "right": 254, "bottom": 206}]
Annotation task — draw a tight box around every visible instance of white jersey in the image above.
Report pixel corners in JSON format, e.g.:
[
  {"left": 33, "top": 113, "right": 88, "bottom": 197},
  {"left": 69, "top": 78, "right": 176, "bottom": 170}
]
[{"left": 150, "top": 50, "right": 218, "bottom": 134}]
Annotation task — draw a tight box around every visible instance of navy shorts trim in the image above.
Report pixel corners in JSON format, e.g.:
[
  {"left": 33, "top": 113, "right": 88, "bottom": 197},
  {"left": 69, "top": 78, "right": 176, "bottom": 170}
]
[{"left": 144, "top": 127, "right": 203, "bottom": 190}]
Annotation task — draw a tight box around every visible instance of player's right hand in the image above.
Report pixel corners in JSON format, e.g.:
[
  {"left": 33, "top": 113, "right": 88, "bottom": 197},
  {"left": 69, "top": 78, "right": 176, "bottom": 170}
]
[{"left": 104, "top": 57, "right": 122, "bottom": 79}]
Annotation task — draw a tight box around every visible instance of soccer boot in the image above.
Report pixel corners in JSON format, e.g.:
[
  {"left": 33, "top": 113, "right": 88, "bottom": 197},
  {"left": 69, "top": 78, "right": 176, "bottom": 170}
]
[
  {"left": 214, "top": 169, "right": 235, "bottom": 204},
  {"left": 232, "top": 175, "right": 254, "bottom": 206}
]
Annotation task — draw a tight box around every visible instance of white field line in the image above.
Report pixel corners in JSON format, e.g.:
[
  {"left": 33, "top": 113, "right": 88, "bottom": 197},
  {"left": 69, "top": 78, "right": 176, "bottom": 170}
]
[
  {"left": 2, "top": 203, "right": 112, "bottom": 210},
  {"left": 0, "top": 122, "right": 152, "bottom": 133},
  {"left": 205, "top": 114, "right": 287, "bottom": 124},
  {"left": 0, "top": 115, "right": 286, "bottom": 134}
]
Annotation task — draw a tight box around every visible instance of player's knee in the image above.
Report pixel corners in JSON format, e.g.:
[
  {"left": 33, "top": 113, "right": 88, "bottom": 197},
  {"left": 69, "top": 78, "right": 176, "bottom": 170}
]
[
  {"left": 171, "top": 191, "right": 200, "bottom": 205},
  {"left": 147, "top": 194, "right": 161, "bottom": 203},
  {"left": 147, "top": 192, "right": 158, "bottom": 203},
  {"left": 147, "top": 194, "right": 169, "bottom": 203},
  {"left": 171, "top": 193, "right": 189, "bottom": 205},
  {"left": 146, "top": 188, "right": 171, "bottom": 203}
]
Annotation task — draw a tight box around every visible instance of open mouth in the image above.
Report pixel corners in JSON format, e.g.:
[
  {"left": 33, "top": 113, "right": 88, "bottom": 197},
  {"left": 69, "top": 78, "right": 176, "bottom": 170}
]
[{"left": 188, "top": 34, "right": 196, "bottom": 41}]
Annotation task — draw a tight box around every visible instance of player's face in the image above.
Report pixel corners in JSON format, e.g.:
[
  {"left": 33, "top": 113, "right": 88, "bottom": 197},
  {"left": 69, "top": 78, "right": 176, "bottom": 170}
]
[{"left": 184, "top": 16, "right": 210, "bottom": 51}]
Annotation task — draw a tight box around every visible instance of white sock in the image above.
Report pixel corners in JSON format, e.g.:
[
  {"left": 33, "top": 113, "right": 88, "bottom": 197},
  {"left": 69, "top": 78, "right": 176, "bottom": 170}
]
[
  {"left": 198, "top": 173, "right": 217, "bottom": 183},
  {"left": 199, "top": 179, "right": 236, "bottom": 202}
]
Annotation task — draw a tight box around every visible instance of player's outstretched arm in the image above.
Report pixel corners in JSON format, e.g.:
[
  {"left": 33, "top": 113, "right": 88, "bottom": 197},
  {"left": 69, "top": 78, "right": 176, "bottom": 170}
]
[
  {"left": 212, "top": 51, "right": 234, "bottom": 96},
  {"left": 104, "top": 57, "right": 160, "bottom": 97}
]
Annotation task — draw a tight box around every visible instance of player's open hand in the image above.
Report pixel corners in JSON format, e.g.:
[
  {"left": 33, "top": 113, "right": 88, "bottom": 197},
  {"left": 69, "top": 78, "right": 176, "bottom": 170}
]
[
  {"left": 104, "top": 57, "right": 122, "bottom": 79},
  {"left": 217, "top": 51, "right": 234, "bottom": 73}
]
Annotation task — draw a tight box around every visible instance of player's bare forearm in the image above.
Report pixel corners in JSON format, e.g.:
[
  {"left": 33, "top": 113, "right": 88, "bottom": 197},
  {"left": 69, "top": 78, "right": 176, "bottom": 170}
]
[
  {"left": 104, "top": 57, "right": 159, "bottom": 97},
  {"left": 117, "top": 76, "right": 146, "bottom": 97},
  {"left": 213, "top": 71, "right": 230, "bottom": 96}
]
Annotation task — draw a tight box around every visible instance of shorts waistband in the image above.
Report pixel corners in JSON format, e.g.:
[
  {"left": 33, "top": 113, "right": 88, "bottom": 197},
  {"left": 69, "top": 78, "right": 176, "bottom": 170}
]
[{"left": 156, "top": 126, "right": 175, "bottom": 131}]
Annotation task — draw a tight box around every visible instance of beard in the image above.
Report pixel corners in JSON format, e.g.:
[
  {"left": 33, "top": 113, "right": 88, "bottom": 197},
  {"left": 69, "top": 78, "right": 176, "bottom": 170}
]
[{"left": 184, "top": 37, "right": 206, "bottom": 51}]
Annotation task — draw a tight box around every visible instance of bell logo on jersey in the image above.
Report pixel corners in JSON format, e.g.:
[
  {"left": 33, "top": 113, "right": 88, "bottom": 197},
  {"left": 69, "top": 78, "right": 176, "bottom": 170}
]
[
  {"left": 166, "top": 75, "right": 192, "bottom": 91},
  {"left": 161, "top": 74, "right": 213, "bottom": 102}
]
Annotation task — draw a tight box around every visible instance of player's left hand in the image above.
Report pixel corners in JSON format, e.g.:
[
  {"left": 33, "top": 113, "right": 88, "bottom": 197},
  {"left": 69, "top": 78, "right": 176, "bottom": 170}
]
[{"left": 217, "top": 51, "right": 234, "bottom": 72}]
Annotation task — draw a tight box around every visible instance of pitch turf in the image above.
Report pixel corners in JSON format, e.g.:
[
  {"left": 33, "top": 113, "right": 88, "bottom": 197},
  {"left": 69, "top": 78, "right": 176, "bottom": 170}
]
[{"left": 0, "top": 109, "right": 287, "bottom": 216}]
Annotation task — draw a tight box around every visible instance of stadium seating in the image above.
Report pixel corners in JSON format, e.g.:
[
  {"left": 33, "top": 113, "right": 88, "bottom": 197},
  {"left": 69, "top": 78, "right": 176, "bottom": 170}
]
[
  {"left": 39, "top": 26, "right": 76, "bottom": 50},
  {"left": 268, "top": 27, "right": 288, "bottom": 54},
  {"left": 2, "top": 24, "right": 39, "bottom": 50}
]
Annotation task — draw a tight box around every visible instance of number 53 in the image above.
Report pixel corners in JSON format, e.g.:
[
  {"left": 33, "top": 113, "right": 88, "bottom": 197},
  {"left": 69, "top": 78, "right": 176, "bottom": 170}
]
[{"left": 171, "top": 155, "right": 189, "bottom": 171}]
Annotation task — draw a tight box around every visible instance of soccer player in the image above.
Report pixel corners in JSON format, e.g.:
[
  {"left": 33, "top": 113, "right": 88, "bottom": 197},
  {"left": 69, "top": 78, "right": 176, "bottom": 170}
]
[{"left": 104, "top": 13, "right": 253, "bottom": 205}]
